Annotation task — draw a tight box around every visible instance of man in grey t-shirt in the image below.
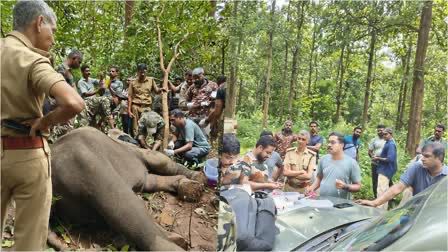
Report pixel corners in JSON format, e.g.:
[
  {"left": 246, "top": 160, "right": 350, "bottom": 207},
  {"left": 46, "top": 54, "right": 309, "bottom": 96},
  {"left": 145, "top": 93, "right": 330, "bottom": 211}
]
[
  {"left": 309, "top": 132, "right": 362, "bottom": 199},
  {"left": 166, "top": 109, "right": 210, "bottom": 163}
]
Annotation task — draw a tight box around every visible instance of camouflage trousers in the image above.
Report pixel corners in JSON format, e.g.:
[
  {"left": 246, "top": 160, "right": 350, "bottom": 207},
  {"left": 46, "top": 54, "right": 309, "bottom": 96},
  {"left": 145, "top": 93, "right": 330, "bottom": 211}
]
[
  {"left": 76, "top": 96, "right": 112, "bottom": 133},
  {"left": 217, "top": 201, "right": 237, "bottom": 251}
]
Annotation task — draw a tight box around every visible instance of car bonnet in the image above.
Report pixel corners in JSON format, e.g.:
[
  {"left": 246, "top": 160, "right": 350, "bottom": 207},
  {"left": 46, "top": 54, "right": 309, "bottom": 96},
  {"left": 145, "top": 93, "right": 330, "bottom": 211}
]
[{"left": 273, "top": 196, "right": 384, "bottom": 251}]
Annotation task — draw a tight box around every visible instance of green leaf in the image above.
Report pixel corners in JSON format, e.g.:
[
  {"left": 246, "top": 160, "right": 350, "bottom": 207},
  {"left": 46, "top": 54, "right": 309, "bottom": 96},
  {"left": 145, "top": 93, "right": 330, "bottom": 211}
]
[
  {"left": 121, "top": 244, "right": 130, "bottom": 251},
  {"left": 2, "top": 240, "right": 14, "bottom": 248},
  {"left": 61, "top": 233, "right": 71, "bottom": 244}
]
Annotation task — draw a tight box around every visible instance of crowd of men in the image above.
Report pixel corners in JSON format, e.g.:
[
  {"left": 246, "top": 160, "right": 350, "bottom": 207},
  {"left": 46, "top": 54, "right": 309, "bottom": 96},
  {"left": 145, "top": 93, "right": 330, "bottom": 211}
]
[
  {"left": 1, "top": 1, "right": 228, "bottom": 250},
  {"left": 44, "top": 49, "right": 228, "bottom": 164},
  {"left": 219, "top": 121, "right": 447, "bottom": 210}
]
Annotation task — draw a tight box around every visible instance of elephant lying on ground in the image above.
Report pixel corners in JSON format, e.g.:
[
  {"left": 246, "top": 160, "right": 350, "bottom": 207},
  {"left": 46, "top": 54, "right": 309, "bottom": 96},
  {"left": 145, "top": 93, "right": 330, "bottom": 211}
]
[{"left": 49, "top": 127, "right": 206, "bottom": 250}]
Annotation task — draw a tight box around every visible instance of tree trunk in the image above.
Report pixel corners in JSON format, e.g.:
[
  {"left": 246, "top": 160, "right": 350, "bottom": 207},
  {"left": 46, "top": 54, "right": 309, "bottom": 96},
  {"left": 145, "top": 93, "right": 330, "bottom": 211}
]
[
  {"left": 334, "top": 44, "right": 346, "bottom": 123},
  {"left": 221, "top": 42, "right": 226, "bottom": 75},
  {"left": 124, "top": 0, "right": 135, "bottom": 28},
  {"left": 361, "top": 28, "right": 376, "bottom": 129},
  {"left": 209, "top": 0, "right": 217, "bottom": 17},
  {"left": 236, "top": 80, "right": 243, "bottom": 113},
  {"left": 406, "top": 0, "right": 433, "bottom": 156},
  {"left": 287, "top": 1, "right": 305, "bottom": 119},
  {"left": 262, "top": 0, "right": 276, "bottom": 128},
  {"left": 396, "top": 41, "right": 412, "bottom": 130},
  {"left": 279, "top": 1, "right": 291, "bottom": 122},
  {"left": 307, "top": 17, "right": 317, "bottom": 95},
  {"left": 156, "top": 5, "right": 189, "bottom": 148},
  {"left": 224, "top": 1, "right": 239, "bottom": 119}
]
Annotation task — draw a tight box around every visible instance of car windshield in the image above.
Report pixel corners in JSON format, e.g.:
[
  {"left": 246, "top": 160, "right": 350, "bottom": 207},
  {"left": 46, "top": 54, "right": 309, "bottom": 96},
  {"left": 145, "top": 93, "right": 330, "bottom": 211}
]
[{"left": 329, "top": 190, "right": 429, "bottom": 251}]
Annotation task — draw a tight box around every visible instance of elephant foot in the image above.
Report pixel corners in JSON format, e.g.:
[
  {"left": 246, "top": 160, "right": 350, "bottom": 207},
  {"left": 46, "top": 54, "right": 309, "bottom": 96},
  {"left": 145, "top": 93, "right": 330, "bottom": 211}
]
[{"left": 178, "top": 178, "right": 203, "bottom": 202}]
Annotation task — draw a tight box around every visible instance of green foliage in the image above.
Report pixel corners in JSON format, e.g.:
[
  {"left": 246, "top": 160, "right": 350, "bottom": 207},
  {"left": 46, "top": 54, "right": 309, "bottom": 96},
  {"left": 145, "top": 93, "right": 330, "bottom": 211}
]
[
  {"left": 1, "top": 1, "right": 221, "bottom": 82},
  {"left": 221, "top": 1, "right": 446, "bottom": 132}
]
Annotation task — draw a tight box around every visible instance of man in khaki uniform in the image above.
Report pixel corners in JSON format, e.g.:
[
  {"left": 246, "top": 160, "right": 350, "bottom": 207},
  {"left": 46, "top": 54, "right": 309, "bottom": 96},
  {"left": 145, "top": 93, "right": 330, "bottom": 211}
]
[
  {"left": 283, "top": 130, "right": 316, "bottom": 193},
  {"left": 128, "top": 63, "right": 165, "bottom": 136},
  {"left": 1, "top": 1, "right": 84, "bottom": 250}
]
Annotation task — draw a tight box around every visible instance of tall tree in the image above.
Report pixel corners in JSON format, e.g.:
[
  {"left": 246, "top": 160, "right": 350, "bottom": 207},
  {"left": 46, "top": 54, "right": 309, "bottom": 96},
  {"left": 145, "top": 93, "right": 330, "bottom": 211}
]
[
  {"left": 287, "top": 1, "right": 306, "bottom": 118},
  {"left": 224, "top": 1, "right": 239, "bottom": 120},
  {"left": 279, "top": 1, "right": 291, "bottom": 121},
  {"left": 155, "top": 4, "right": 189, "bottom": 148},
  {"left": 406, "top": 1, "right": 433, "bottom": 155},
  {"left": 361, "top": 27, "right": 377, "bottom": 129},
  {"left": 396, "top": 39, "right": 412, "bottom": 130},
  {"left": 262, "top": 0, "right": 276, "bottom": 128}
]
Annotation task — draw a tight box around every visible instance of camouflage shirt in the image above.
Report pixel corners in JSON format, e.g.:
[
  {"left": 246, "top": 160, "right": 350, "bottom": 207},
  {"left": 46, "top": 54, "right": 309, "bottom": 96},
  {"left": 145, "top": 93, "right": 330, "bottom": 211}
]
[
  {"left": 242, "top": 151, "right": 270, "bottom": 183},
  {"left": 186, "top": 79, "right": 218, "bottom": 118},
  {"left": 217, "top": 201, "right": 237, "bottom": 252},
  {"left": 274, "top": 132, "right": 298, "bottom": 159},
  {"left": 220, "top": 161, "right": 251, "bottom": 188},
  {"left": 137, "top": 110, "right": 164, "bottom": 146}
]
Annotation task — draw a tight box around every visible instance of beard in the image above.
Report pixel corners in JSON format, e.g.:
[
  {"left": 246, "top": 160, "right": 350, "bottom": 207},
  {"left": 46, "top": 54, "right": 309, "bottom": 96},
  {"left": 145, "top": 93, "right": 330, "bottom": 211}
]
[
  {"left": 194, "top": 79, "right": 204, "bottom": 87},
  {"left": 283, "top": 128, "right": 293, "bottom": 135},
  {"left": 256, "top": 153, "right": 266, "bottom": 163}
]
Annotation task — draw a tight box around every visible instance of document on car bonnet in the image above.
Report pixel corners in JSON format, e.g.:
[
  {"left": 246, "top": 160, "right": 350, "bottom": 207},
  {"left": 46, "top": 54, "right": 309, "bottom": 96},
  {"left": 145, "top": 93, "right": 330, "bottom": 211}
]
[
  {"left": 298, "top": 199, "right": 334, "bottom": 208},
  {"left": 275, "top": 198, "right": 334, "bottom": 215}
]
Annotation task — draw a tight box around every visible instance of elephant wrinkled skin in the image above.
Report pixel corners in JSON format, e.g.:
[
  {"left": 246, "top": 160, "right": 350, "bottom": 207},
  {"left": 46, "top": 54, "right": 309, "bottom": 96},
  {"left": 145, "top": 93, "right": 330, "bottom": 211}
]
[{"left": 50, "top": 127, "right": 206, "bottom": 250}]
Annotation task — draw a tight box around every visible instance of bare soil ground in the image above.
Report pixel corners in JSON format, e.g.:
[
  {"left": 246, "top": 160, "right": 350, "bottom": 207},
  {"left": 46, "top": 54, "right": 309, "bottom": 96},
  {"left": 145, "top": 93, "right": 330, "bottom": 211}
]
[{"left": 2, "top": 186, "right": 218, "bottom": 251}]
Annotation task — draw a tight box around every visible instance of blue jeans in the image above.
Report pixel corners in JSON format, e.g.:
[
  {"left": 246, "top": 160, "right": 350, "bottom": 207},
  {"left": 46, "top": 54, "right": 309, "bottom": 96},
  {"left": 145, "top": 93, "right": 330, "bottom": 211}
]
[{"left": 174, "top": 140, "right": 209, "bottom": 162}]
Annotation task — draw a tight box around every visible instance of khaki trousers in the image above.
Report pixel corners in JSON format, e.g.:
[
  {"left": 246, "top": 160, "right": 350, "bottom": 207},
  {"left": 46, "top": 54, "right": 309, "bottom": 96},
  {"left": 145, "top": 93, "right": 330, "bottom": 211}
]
[
  {"left": 1, "top": 144, "right": 52, "bottom": 251},
  {"left": 131, "top": 104, "right": 150, "bottom": 137},
  {"left": 377, "top": 174, "right": 390, "bottom": 210},
  {"left": 283, "top": 183, "right": 307, "bottom": 194}
]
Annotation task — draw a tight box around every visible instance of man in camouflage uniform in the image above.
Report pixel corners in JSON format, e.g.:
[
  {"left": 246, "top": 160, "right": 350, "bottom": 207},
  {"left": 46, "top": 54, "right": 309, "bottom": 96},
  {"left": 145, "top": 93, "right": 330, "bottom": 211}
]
[
  {"left": 76, "top": 95, "right": 114, "bottom": 132},
  {"left": 173, "top": 70, "right": 194, "bottom": 111},
  {"left": 137, "top": 108, "right": 165, "bottom": 151},
  {"left": 217, "top": 201, "right": 237, "bottom": 251},
  {"left": 47, "top": 49, "right": 83, "bottom": 143},
  {"left": 185, "top": 67, "right": 218, "bottom": 122},
  {"left": 274, "top": 120, "right": 298, "bottom": 159},
  {"left": 217, "top": 133, "right": 239, "bottom": 251},
  {"left": 283, "top": 130, "right": 316, "bottom": 193},
  {"left": 240, "top": 136, "right": 283, "bottom": 191},
  {"left": 416, "top": 124, "right": 447, "bottom": 156}
]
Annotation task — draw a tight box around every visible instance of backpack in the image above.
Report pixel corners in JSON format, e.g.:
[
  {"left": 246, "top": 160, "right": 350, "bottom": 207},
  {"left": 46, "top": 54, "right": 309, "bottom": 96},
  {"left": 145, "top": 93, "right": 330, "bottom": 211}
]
[{"left": 220, "top": 188, "right": 278, "bottom": 251}]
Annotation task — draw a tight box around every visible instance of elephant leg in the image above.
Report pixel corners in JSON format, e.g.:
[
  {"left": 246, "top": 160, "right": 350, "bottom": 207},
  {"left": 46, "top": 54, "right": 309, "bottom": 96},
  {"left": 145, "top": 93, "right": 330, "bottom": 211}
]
[
  {"left": 138, "top": 149, "right": 207, "bottom": 185},
  {"left": 144, "top": 174, "right": 203, "bottom": 202},
  {"left": 87, "top": 166, "right": 183, "bottom": 251}
]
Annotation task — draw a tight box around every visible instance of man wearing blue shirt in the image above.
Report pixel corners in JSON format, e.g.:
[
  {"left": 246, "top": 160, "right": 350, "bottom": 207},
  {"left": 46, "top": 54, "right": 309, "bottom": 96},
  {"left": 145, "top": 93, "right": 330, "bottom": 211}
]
[
  {"left": 371, "top": 128, "right": 397, "bottom": 209},
  {"left": 357, "top": 142, "right": 447, "bottom": 208},
  {"left": 343, "top": 126, "right": 362, "bottom": 161}
]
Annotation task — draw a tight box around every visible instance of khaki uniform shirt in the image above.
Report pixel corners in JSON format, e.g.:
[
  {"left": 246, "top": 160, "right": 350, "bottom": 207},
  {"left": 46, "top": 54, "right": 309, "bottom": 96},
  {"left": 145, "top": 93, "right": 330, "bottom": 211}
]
[
  {"left": 128, "top": 77, "right": 158, "bottom": 106},
  {"left": 284, "top": 147, "right": 316, "bottom": 188},
  {"left": 1, "top": 31, "right": 65, "bottom": 137}
]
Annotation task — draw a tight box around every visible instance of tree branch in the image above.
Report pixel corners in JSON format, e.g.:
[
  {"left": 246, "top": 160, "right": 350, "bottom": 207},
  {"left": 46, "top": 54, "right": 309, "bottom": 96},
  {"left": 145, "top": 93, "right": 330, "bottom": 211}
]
[
  {"left": 166, "top": 32, "right": 190, "bottom": 72},
  {"left": 157, "top": 4, "right": 166, "bottom": 71}
]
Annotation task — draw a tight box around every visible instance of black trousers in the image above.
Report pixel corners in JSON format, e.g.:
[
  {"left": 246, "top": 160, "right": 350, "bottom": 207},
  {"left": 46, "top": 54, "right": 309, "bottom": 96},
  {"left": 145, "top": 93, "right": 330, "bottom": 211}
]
[{"left": 121, "top": 114, "right": 132, "bottom": 137}]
